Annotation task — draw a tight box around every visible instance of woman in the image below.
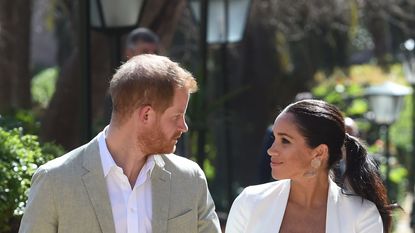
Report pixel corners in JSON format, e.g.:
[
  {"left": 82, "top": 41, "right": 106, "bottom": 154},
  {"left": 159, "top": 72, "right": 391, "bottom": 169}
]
[{"left": 226, "top": 99, "right": 390, "bottom": 233}]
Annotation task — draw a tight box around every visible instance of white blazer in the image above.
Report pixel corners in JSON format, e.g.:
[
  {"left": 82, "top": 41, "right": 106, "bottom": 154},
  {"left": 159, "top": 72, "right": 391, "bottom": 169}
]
[{"left": 226, "top": 179, "right": 383, "bottom": 233}]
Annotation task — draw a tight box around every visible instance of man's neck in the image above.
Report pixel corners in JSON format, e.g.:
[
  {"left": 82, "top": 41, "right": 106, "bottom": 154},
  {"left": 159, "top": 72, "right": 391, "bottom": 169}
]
[{"left": 106, "top": 124, "right": 147, "bottom": 188}]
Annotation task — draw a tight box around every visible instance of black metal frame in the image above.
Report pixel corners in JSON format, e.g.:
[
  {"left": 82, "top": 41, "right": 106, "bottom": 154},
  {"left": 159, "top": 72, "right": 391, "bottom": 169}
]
[{"left": 91, "top": 0, "right": 148, "bottom": 35}]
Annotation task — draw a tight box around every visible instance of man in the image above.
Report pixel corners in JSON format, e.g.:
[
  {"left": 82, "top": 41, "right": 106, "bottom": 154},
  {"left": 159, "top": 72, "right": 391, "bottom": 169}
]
[
  {"left": 121, "top": 27, "right": 187, "bottom": 157},
  {"left": 19, "top": 54, "right": 221, "bottom": 233},
  {"left": 125, "top": 27, "right": 160, "bottom": 58}
]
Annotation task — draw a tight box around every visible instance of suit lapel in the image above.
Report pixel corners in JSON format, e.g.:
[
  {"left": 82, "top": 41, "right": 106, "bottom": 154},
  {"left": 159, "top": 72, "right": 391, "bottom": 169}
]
[
  {"left": 81, "top": 138, "right": 116, "bottom": 233},
  {"left": 151, "top": 155, "right": 172, "bottom": 233},
  {"left": 273, "top": 180, "right": 290, "bottom": 231},
  {"left": 325, "top": 179, "right": 341, "bottom": 233}
]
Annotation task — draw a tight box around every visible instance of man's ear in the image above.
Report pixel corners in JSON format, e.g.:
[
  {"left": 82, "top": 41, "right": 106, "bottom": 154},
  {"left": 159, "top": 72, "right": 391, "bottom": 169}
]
[{"left": 137, "top": 105, "right": 153, "bottom": 123}]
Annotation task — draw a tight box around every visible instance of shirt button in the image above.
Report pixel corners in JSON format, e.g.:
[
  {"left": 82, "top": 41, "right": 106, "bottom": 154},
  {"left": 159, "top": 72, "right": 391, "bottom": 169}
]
[{"left": 130, "top": 208, "right": 135, "bottom": 212}]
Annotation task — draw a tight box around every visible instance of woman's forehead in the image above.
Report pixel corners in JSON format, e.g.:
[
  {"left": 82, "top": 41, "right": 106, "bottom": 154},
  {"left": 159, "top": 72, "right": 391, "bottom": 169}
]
[{"left": 273, "top": 113, "right": 297, "bottom": 132}]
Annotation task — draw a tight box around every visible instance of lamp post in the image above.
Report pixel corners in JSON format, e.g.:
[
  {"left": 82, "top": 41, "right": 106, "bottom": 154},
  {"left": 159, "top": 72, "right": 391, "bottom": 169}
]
[
  {"left": 402, "top": 38, "right": 415, "bottom": 230},
  {"left": 88, "top": 0, "right": 147, "bottom": 127},
  {"left": 90, "top": 0, "right": 147, "bottom": 68},
  {"left": 190, "top": 0, "right": 251, "bottom": 209},
  {"left": 365, "top": 82, "right": 412, "bottom": 196}
]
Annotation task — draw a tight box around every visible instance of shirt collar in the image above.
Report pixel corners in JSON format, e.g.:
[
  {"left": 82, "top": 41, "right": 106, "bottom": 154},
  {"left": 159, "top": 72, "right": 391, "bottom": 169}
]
[{"left": 98, "top": 126, "right": 155, "bottom": 177}]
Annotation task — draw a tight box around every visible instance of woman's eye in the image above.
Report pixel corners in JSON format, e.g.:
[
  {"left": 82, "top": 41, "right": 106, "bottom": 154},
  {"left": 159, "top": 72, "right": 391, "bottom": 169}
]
[{"left": 281, "top": 138, "right": 290, "bottom": 144}]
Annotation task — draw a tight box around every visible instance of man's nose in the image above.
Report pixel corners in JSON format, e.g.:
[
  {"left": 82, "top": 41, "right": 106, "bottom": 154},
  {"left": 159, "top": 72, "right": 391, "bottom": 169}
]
[{"left": 179, "top": 118, "right": 188, "bottom": 133}]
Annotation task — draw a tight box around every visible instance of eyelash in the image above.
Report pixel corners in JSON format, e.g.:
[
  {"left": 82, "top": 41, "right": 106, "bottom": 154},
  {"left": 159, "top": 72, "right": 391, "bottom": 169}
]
[{"left": 281, "top": 138, "right": 290, "bottom": 144}]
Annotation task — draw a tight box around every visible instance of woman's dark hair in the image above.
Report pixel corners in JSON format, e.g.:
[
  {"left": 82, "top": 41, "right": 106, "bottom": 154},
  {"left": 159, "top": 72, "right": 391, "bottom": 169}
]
[{"left": 284, "top": 99, "right": 391, "bottom": 232}]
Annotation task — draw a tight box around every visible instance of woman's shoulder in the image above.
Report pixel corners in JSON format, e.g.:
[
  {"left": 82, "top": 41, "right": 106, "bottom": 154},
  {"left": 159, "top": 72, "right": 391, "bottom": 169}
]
[
  {"left": 238, "top": 179, "right": 290, "bottom": 200},
  {"left": 330, "top": 179, "right": 378, "bottom": 212},
  {"left": 339, "top": 192, "right": 378, "bottom": 211},
  {"left": 336, "top": 193, "right": 383, "bottom": 231}
]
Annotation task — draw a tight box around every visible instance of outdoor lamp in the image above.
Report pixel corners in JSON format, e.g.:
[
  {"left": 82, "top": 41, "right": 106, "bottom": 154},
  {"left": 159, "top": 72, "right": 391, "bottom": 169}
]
[
  {"left": 90, "top": 0, "right": 146, "bottom": 32},
  {"left": 190, "top": 0, "right": 251, "bottom": 44},
  {"left": 189, "top": 0, "right": 252, "bottom": 211},
  {"left": 364, "top": 81, "right": 411, "bottom": 195},
  {"left": 364, "top": 81, "right": 412, "bottom": 125}
]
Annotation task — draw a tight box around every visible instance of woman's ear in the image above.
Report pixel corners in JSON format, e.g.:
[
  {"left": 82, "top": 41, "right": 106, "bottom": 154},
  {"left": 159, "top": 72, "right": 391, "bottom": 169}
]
[{"left": 313, "top": 144, "right": 329, "bottom": 160}]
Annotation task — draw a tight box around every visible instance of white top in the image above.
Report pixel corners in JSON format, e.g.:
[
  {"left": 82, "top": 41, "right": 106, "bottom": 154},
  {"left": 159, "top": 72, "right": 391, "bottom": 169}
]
[
  {"left": 98, "top": 128, "right": 155, "bottom": 233},
  {"left": 226, "top": 179, "right": 383, "bottom": 233}
]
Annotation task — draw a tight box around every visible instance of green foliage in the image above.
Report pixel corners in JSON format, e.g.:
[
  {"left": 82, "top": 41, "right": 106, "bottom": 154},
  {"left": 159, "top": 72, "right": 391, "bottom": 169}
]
[
  {"left": 31, "top": 67, "right": 59, "bottom": 108},
  {"left": 0, "top": 127, "right": 55, "bottom": 231},
  {"left": 311, "top": 64, "right": 412, "bottom": 204},
  {"left": 0, "top": 110, "right": 40, "bottom": 135},
  {"left": 0, "top": 111, "right": 64, "bottom": 232},
  {"left": 312, "top": 69, "right": 369, "bottom": 116}
]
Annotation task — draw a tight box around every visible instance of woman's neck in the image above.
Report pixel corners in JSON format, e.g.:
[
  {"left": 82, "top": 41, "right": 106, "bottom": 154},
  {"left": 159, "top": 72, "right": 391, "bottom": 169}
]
[{"left": 289, "top": 174, "right": 330, "bottom": 208}]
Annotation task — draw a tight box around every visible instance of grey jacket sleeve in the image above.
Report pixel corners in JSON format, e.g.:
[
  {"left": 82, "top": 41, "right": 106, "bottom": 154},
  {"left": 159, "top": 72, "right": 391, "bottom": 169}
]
[
  {"left": 18, "top": 166, "right": 58, "bottom": 233},
  {"left": 196, "top": 167, "right": 222, "bottom": 233}
]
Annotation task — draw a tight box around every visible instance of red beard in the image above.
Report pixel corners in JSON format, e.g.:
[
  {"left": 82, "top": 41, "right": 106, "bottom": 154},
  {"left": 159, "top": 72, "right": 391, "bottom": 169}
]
[{"left": 139, "top": 126, "right": 181, "bottom": 155}]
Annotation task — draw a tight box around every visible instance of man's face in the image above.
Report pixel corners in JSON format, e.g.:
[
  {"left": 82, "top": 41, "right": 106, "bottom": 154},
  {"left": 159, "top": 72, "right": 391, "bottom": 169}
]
[
  {"left": 127, "top": 41, "right": 159, "bottom": 59},
  {"left": 141, "top": 88, "right": 190, "bottom": 155}
]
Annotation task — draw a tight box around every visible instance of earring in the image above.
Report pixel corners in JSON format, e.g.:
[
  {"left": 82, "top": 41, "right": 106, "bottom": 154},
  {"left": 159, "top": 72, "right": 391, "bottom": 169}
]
[
  {"left": 303, "top": 158, "right": 321, "bottom": 177},
  {"left": 311, "top": 158, "right": 321, "bottom": 169}
]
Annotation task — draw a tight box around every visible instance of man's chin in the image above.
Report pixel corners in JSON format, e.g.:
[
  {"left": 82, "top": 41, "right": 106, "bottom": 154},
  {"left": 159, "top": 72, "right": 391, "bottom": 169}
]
[
  {"left": 152, "top": 146, "right": 176, "bottom": 155},
  {"left": 167, "top": 145, "right": 176, "bottom": 154}
]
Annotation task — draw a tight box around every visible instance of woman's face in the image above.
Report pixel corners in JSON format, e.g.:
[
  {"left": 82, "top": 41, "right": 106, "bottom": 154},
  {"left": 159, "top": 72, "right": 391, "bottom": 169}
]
[{"left": 267, "top": 112, "right": 316, "bottom": 180}]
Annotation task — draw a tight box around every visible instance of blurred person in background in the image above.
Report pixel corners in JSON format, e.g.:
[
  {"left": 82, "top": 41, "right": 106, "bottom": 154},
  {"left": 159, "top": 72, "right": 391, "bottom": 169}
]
[{"left": 124, "top": 27, "right": 160, "bottom": 59}]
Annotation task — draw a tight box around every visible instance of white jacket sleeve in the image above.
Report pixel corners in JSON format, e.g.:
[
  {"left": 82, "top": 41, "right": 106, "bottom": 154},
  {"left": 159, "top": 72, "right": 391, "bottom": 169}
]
[
  {"left": 355, "top": 200, "right": 384, "bottom": 233},
  {"left": 225, "top": 190, "right": 250, "bottom": 233}
]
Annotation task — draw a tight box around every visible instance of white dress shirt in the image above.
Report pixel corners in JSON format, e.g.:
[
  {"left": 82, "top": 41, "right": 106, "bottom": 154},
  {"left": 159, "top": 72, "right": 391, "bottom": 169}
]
[{"left": 98, "top": 128, "right": 155, "bottom": 233}]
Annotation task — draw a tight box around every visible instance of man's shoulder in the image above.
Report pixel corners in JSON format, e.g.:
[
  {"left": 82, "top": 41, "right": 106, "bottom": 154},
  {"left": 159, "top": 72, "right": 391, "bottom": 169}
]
[
  {"left": 38, "top": 141, "right": 92, "bottom": 173},
  {"left": 159, "top": 154, "right": 202, "bottom": 175}
]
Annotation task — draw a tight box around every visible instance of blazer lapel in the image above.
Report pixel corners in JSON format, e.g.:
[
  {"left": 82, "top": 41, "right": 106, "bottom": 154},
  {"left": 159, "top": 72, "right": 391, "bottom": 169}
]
[
  {"left": 273, "top": 180, "right": 291, "bottom": 231},
  {"left": 81, "top": 138, "right": 116, "bottom": 233},
  {"left": 151, "top": 155, "right": 172, "bottom": 233},
  {"left": 325, "top": 179, "right": 341, "bottom": 233}
]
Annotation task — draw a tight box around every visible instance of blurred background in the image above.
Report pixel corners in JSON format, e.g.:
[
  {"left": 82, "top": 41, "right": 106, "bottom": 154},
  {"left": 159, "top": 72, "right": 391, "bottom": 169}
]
[{"left": 1, "top": 0, "right": 415, "bottom": 232}]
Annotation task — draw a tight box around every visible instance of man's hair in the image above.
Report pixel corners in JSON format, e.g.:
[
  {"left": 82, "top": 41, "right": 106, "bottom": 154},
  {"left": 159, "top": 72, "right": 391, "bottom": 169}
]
[
  {"left": 126, "top": 27, "right": 159, "bottom": 49},
  {"left": 109, "top": 54, "right": 198, "bottom": 123}
]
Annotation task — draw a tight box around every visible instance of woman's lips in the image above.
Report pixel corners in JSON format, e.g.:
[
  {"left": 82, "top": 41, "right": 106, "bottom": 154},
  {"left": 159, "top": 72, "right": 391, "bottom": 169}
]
[{"left": 270, "top": 161, "right": 283, "bottom": 167}]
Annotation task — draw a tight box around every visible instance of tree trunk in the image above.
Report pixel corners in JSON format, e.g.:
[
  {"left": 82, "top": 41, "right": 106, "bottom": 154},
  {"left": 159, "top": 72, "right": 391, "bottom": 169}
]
[
  {"left": 0, "top": 1, "right": 13, "bottom": 113},
  {"left": 0, "top": 1, "right": 31, "bottom": 113},
  {"left": 12, "top": 0, "right": 32, "bottom": 109}
]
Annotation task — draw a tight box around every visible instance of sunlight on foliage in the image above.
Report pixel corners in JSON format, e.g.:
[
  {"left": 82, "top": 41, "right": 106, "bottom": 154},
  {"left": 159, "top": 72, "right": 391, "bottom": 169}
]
[{"left": 31, "top": 67, "right": 59, "bottom": 108}]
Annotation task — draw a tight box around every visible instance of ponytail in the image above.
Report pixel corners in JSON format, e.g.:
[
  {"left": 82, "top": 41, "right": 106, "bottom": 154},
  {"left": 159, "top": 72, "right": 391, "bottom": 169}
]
[{"left": 343, "top": 133, "right": 391, "bottom": 232}]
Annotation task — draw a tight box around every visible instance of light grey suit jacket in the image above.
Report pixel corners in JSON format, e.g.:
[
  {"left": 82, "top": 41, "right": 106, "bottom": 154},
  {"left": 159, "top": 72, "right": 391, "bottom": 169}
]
[{"left": 18, "top": 136, "right": 221, "bottom": 233}]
